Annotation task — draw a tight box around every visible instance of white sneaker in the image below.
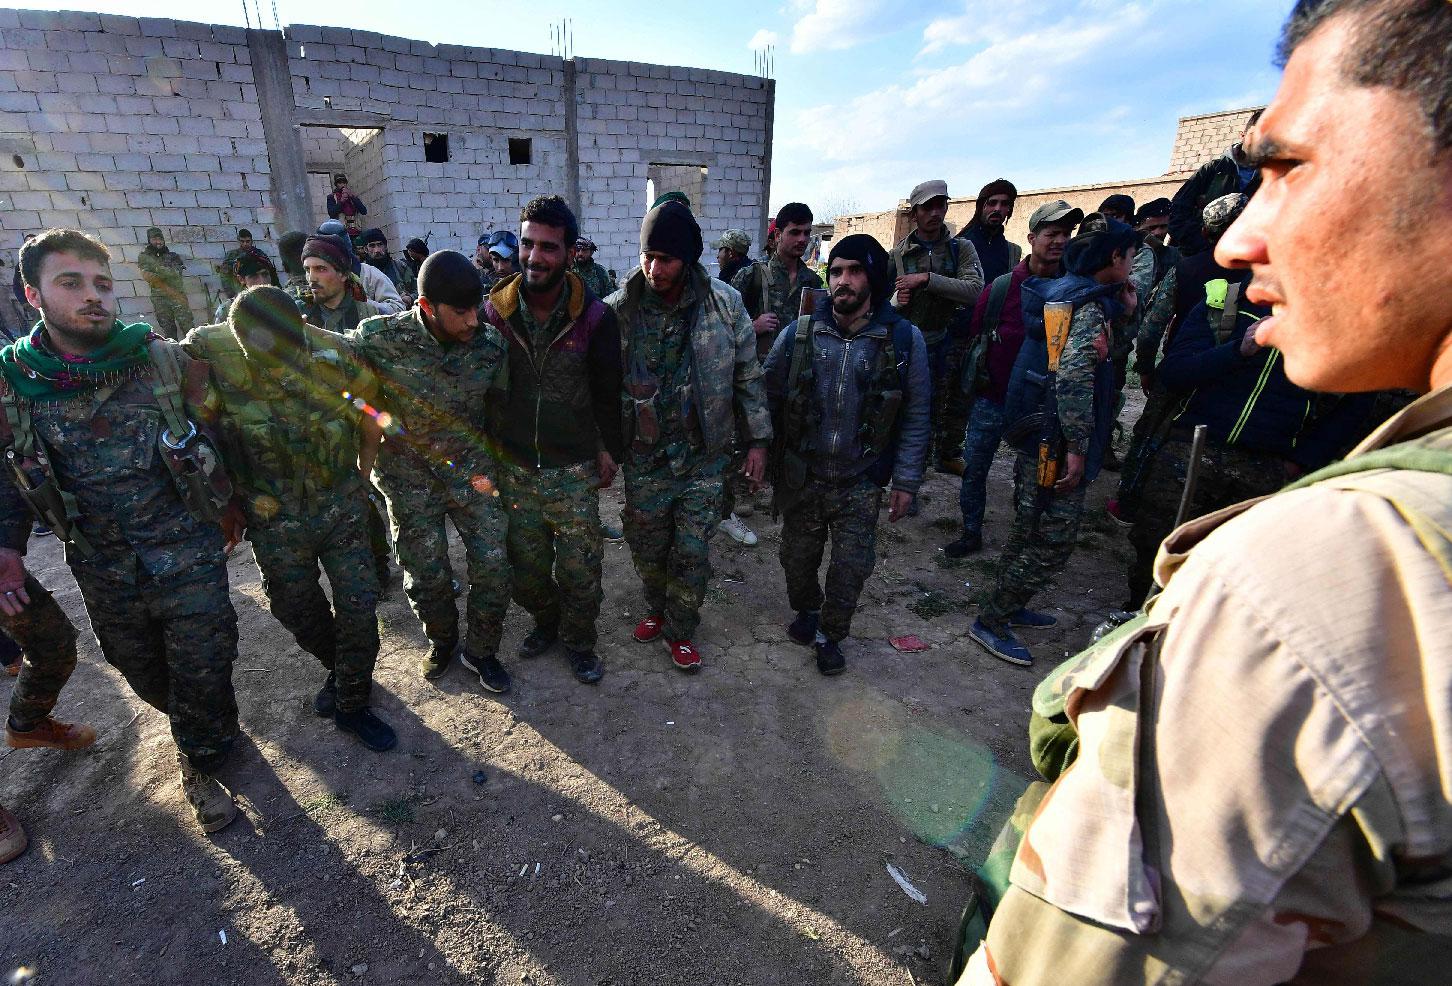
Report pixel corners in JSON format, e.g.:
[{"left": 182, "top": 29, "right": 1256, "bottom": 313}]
[{"left": 720, "top": 513, "right": 758, "bottom": 546}]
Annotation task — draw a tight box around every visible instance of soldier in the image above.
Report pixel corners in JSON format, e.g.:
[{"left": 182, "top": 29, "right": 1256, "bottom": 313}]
[
  {"left": 137, "top": 227, "right": 195, "bottom": 340},
  {"left": 2, "top": 573, "right": 91, "bottom": 754},
  {"left": 278, "top": 230, "right": 309, "bottom": 298},
  {"left": 325, "top": 175, "right": 369, "bottom": 236},
  {"left": 481, "top": 196, "right": 624, "bottom": 685},
  {"left": 182, "top": 287, "right": 396, "bottom": 751},
  {"left": 890, "top": 180, "right": 986, "bottom": 476},
  {"left": 571, "top": 236, "right": 617, "bottom": 299},
  {"left": 763, "top": 234, "right": 930, "bottom": 675},
  {"left": 968, "top": 214, "right": 1139, "bottom": 667},
  {"left": 475, "top": 233, "right": 500, "bottom": 292},
  {"left": 958, "top": 179, "right": 1022, "bottom": 286},
  {"left": 315, "top": 221, "right": 405, "bottom": 315},
  {"left": 489, "top": 233, "right": 522, "bottom": 282},
  {"left": 1167, "top": 108, "right": 1262, "bottom": 256},
  {"left": 211, "top": 250, "right": 277, "bottom": 322},
  {"left": 218, "top": 229, "right": 270, "bottom": 301},
  {"left": 360, "top": 228, "right": 409, "bottom": 296},
  {"left": 713, "top": 229, "right": 753, "bottom": 285},
  {"left": 398, "top": 237, "right": 429, "bottom": 304},
  {"left": 607, "top": 201, "right": 772, "bottom": 671},
  {"left": 299, "top": 235, "right": 386, "bottom": 334},
  {"left": 958, "top": 2, "right": 1452, "bottom": 980},
  {"left": 0, "top": 228, "right": 241, "bottom": 833},
  {"left": 348, "top": 251, "right": 513, "bottom": 694},
  {"left": 731, "top": 202, "right": 824, "bottom": 361}
]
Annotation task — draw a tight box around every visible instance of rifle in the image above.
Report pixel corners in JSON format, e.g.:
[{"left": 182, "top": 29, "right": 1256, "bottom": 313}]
[
  {"left": 1032, "top": 301, "right": 1074, "bottom": 532},
  {"left": 1172, "top": 424, "right": 1208, "bottom": 529}
]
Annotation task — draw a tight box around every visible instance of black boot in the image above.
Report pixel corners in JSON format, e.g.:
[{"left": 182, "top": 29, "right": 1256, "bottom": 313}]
[
  {"left": 943, "top": 530, "right": 983, "bottom": 558},
  {"left": 313, "top": 673, "right": 337, "bottom": 717},
  {"left": 519, "top": 622, "right": 559, "bottom": 659},
  {"left": 335, "top": 707, "right": 398, "bottom": 752},
  {"left": 814, "top": 638, "right": 846, "bottom": 676},
  {"left": 786, "top": 610, "right": 819, "bottom": 646},
  {"left": 461, "top": 650, "right": 512, "bottom": 694},
  {"left": 566, "top": 648, "right": 604, "bottom": 685}
]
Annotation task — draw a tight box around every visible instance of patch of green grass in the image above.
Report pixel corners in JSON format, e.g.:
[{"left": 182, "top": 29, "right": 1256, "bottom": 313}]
[
  {"left": 928, "top": 517, "right": 960, "bottom": 533},
  {"left": 299, "top": 792, "right": 350, "bottom": 820},
  {"left": 372, "top": 796, "right": 418, "bottom": 826},
  {"left": 909, "top": 590, "right": 956, "bottom": 620}
]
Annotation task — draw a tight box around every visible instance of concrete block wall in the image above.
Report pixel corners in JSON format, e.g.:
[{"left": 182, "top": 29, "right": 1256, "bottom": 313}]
[
  {"left": 0, "top": 9, "right": 274, "bottom": 325},
  {"left": 1167, "top": 106, "right": 1263, "bottom": 174},
  {"left": 0, "top": 9, "right": 774, "bottom": 320}
]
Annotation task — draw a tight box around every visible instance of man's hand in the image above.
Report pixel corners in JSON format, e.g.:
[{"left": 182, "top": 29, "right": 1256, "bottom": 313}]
[
  {"left": 1240, "top": 323, "right": 1264, "bottom": 357},
  {"left": 742, "top": 447, "right": 768, "bottom": 488},
  {"left": 752, "top": 313, "right": 780, "bottom": 337},
  {"left": 1092, "top": 328, "right": 1110, "bottom": 363},
  {"left": 895, "top": 272, "right": 930, "bottom": 294},
  {"left": 0, "top": 547, "right": 31, "bottom": 617},
  {"left": 887, "top": 490, "right": 914, "bottom": 522},
  {"left": 596, "top": 450, "right": 618, "bottom": 490},
  {"left": 1054, "top": 452, "right": 1086, "bottom": 492},
  {"left": 1139, "top": 369, "right": 1156, "bottom": 395},
  {"left": 220, "top": 501, "right": 247, "bottom": 555}
]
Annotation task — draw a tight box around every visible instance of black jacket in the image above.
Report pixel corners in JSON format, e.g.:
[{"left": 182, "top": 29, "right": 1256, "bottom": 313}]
[{"left": 1167, "top": 150, "right": 1260, "bottom": 256}]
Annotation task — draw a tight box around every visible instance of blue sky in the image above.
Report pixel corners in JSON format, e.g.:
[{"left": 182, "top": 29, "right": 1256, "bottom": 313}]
[{"left": 30, "top": 0, "right": 1295, "bottom": 215}]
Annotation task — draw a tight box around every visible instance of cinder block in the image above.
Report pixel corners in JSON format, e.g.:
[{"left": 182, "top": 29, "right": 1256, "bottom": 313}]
[
  {"left": 64, "top": 171, "right": 105, "bottom": 192},
  {"left": 98, "top": 14, "right": 143, "bottom": 36},
  {"left": 137, "top": 17, "right": 179, "bottom": 38},
  {"left": 124, "top": 36, "right": 164, "bottom": 57}
]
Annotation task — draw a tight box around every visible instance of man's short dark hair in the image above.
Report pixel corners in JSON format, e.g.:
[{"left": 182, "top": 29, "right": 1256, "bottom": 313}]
[
  {"left": 1246, "top": 107, "right": 1264, "bottom": 129},
  {"left": 229, "top": 285, "right": 308, "bottom": 357},
  {"left": 238, "top": 229, "right": 253, "bottom": 240},
  {"left": 775, "top": 202, "right": 813, "bottom": 229},
  {"left": 278, "top": 230, "right": 308, "bottom": 277},
  {"left": 19, "top": 228, "right": 110, "bottom": 289},
  {"left": 519, "top": 195, "right": 579, "bottom": 248},
  {"left": 418, "top": 250, "right": 484, "bottom": 310},
  {"left": 1279, "top": 0, "right": 1451, "bottom": 151}
]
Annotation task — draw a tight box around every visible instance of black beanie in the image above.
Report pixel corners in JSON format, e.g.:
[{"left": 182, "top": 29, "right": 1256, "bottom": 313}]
[
  {"left": 640, "top": 201, "right": 702, "bottom": 265},
  {"left": 418, "top": 250, "right": 484, "bottom": 310},
  {"left": 361, "top": 228, "right": 386, "bottom": 246},
  {"left": 278, "top": 230, "right": 307, "bottom": 277},
  {"left": 405, "top": 237, "right": 428, "bottom": 255},
  {"left": 229, "top": 285, "right": 309, "bottom": 362},
  {"left": 827, "top": 234, "right": 892, "bottom": 310}
]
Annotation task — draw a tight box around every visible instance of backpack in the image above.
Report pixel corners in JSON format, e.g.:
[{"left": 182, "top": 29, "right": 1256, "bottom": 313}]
[{"left": 956, "top": 270, "right": 1014, "bottom": 400}]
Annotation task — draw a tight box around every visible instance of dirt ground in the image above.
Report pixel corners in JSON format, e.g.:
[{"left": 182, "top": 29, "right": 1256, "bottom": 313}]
[{"left": 2, "top": 437, "right": 1140, "bottom": 985}]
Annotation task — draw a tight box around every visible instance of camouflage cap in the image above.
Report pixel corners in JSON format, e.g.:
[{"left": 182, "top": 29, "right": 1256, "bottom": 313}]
[
  {"left": 1028, "top": 200, "right": 1084, "bottom": 232},
  {"left": 909, "top": 179, "right": 949, "bottom": 207},
  {"left": 712, "top": 229, "right": 751, "bottom": 254},
  {"left": 1202, "top": 192, "right": 1248, "bottom": 238}
]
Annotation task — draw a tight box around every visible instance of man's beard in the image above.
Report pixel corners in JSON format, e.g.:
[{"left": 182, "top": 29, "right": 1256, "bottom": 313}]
[
  {"left": 831, "top": 286, "right": 867, "bottom": 318},
  {"left": 522, "top": 264, "right": 565, "bottom": 294},
  {"left": 40, "top": 298, "right": 114, "bottom": 347},
  {"left": 986, "top": 212, "right": 1006, "bottom": 227},
  {"left": 309, "top": 281, "right": 343, "bottom": 306}
]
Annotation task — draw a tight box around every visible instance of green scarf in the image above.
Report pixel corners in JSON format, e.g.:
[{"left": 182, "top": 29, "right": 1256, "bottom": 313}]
[{"left": 0, "top": 320, "right": 157, "bottom": 402}]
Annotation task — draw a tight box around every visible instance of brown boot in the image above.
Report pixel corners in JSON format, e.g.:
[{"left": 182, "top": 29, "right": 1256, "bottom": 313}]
[
  {"left": 936, "top": 457, "right": 967, "bottom": 476},
  {"left": 177, "top": 754, "right": 238, "bottom": 834},
  {"left": 6, "top": 716, "right": 98, "bottom": 751},
  {"left": 0, "top": 803, "right": 27, "bottom": 864}
]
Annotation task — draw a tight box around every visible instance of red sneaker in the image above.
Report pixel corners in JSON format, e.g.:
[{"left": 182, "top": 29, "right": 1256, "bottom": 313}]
[
  {"left": 668, "top": 640, "right": 701, "bottom": 672},
  {"left": 1104, "top": 498, "right": 1133, "bottom": 529},
  {"left": 632, "top": 615, "right": 664, "bottom": 643}
]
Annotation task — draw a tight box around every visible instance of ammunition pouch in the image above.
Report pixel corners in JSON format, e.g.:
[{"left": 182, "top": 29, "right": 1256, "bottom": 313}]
[
  {"left": 1002, "top": 412, "right": 1045, "bottom": 450},
  {"left": 4, "top": 446, "right": 95, "bottom": 558},
  {"left": 158, "top": 421, "right": 232, "bottom": 523}
]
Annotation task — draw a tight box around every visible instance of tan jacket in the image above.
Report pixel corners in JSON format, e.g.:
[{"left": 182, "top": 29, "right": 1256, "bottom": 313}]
[{"left": 962, "top": 387, "right": 1452, "bottom": 985}]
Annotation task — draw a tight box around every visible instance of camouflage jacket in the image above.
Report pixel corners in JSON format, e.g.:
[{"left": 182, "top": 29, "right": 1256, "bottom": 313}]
[
  {"left": 182, "top": 321, "right": 376, "bottom": 520},
  {"left": 348, "top": 307, "right": 507, "bottom": 488},
  {"left": 608, "top": 265, "right": 771, "bottom": 467},
  {"left": 889, "top": 229, "right": 985, "bottom": 347},
  {"left": 0, "top": 340, "right": 225, "bottom": 580},
  {"left": 573, "top": 260, "right": 616, "bottom": 301},
  {"left": 730, "top": 255, "right": 825, "bottom": 359},
  {"left": 138, "top": 245, "right": 186, "bottom": 297}
]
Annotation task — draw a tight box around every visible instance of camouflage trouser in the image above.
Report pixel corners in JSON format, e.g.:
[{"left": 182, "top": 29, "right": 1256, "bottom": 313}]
[
  {"left": 150, "top": 293, "right": 194, "bottom": 340},
  {"left": 3, "top": 574, "right": 81, "bottom": 729},
  {"left": 623, "top": 452, "right": 727, "bottom": 641},
  {"left": 73, "top": 559, "right": 239, "bottom": 768},
  {"left": 380, "top": 467, "right": 509, "bottom": 660},
  {"left": 248, "top": 489, "right": 380, "bottom": 712},
  {"left": 929, "top": 334, "right": 969, "bottom": 463},
  {"left": 979, "top": 452, "right": 1087, "bottom": 628},
  {"left": 1126, "top": 436, "right": 1288, "bottom": 607},
  {"left": 719, "top": 451, "right": 754, "bottom": 520},
  {"left": 366, "top": 486, "right": 392, "bottom": 570},
  {"left": 498, "top": 459, "right": 603, "bottom": 652},
  {"left": 958, "top": 396, "right": 1008, "bottom": 536},
  {"left": 779, "top": 475, "right": 882, "bottom": 642}
]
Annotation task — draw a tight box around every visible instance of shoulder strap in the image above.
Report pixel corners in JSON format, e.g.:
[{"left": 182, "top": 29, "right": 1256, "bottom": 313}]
[
  {"left": 146, "top": 339, "right": 191, "bottom": 439},
  {"left": 756, "top": 262, "right": 769, "bottom": 317},
  {"left": 787, "top": 317, "right": 813, "bottom": 392},
  {"left": 1218, "top": 282, "right": 1241, "bottom": 344},
  {"left": 947, "top": 237, "right": 959, "bottom": 274},
  {"left": 982, "top": 272, "right": 1014, "bottom": 343},
  {"left": 1, "top": 385, "right": 27, "bottom": 457},
  {"left": 890, "top": 319, "right": 913, "bottom": 386}
]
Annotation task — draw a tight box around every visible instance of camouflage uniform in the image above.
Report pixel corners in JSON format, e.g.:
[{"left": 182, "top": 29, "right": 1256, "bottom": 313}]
[
  {"left": 779, "top": 477, "right": 883, "bottom": 642},
  {"left": 182, "top": 322, "right": 381, "bottom": 712},
  {"left": 889, "top": 230, "right": 985, "bottom": 463},
  {"left": 348, "top": 308, "right": 510, "bottom": 661},
  {"left": 609, "top": 268, "right": 772, "bottom": 641},
  {"left": 138, "top": 245, "right": 194, "bottom": 340},
  {"left": 0, "top": 338, "right": 238, "bottom": 767},
  {"left": 730, "top": 254, "right": 824, "bottom": 360},
  {"left": 3, "top": 575, "right": 80, "bottom": 728},
  {"left": 980, "top": 301, "right": 1106, "bottom": 627},
  {"left": 482, "top": 273, "right": 622, "bottom": 654},
  {"left": 572, "top": 260, "right": 615, "bottom": 301}
]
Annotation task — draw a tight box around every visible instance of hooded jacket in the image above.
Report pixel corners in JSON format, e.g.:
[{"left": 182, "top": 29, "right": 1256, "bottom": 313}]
[{"left": 763, "top": 296, "right": 931, "bottom": 494}]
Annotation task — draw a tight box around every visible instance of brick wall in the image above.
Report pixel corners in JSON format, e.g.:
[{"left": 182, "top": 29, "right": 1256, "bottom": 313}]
[
  {"left": 1167, "top": 106, "right": 1263, "bottom": 174},
  {"left": 0, "top": 9, "right": 772, "bottom": 329}
]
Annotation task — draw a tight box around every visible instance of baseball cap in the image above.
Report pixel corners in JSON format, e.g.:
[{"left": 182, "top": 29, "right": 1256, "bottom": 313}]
[
  {"left": 1028, "top": 200, "right": 1084, "bottom": 232},
  {"left": 712, "top": 229, "right": 751, "bottom": 254},
  {"left": 908, "top": 179, "right": 949, "bottom": 208},
  {"left": 489, "top": 231, "right": 518, "bottom": 259}
]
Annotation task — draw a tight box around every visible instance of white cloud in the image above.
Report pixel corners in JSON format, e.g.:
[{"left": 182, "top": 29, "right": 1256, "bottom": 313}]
[
  {"left": 789, "top": 0, "right": 894, "bottom": 54},
  {"left": 747, "top": 29, "right": 780, "bottom": 50}
]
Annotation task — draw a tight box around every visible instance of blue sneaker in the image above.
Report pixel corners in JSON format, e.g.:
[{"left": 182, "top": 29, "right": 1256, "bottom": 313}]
[
  {"left": 968, "top": 619, "right": 1033, "bottom": 667},
  {"left": 1008, "top": 608, "right": 1058, "bottom": 629}
]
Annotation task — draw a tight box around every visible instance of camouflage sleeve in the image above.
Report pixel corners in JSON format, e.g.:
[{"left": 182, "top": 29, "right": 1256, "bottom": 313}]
[
  {"left": 728, "top": 290, "right": 772, "bottom": 445},
  {"left": 729, "top": 264, "right": 761, "bottom": 319},
  {"left": 1134, "top": 267, "right": 1178, "bottom": 373},
  {"left": 1056, "top": 304, "right": 1106, "bottom": 451},
  {"left": 1128, "top": 243, "right": 1156, "bottom": 303}
]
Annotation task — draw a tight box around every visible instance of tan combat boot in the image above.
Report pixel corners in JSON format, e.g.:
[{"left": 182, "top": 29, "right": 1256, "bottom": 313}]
[
  {"left": 0, "top": 803, "right": 28, "bottom": 864},
  {"left": 177, "top": 753, "right": 238, "bottom": 834}
]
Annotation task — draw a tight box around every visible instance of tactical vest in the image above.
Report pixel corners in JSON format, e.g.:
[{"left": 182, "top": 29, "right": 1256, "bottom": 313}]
[
  {"left": 0, "top": 340, "right": 232, "bottom": 558},
  {"left": 774, "top": 316, "right": 911, "bottom": 497}
]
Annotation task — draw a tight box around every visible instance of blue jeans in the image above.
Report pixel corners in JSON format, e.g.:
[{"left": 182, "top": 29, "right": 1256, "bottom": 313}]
[{"left": 958, "top": 397, "right": 1007, "bottom": 536}]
